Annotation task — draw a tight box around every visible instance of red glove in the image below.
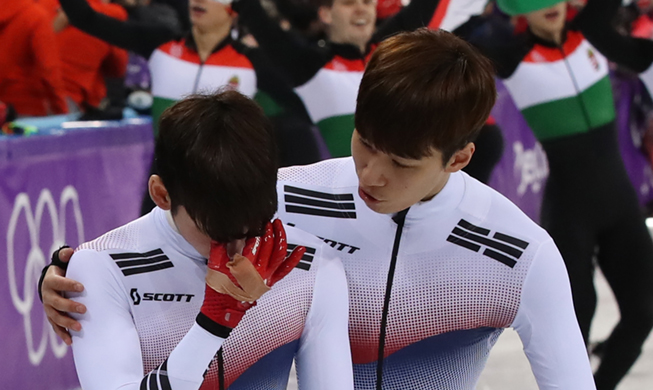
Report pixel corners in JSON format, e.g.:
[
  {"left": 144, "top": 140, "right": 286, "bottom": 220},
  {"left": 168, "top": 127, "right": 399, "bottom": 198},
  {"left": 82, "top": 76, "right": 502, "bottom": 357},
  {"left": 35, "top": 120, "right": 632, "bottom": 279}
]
[{"left": 197, "top": 219, "right": 305, "bottom": 336}]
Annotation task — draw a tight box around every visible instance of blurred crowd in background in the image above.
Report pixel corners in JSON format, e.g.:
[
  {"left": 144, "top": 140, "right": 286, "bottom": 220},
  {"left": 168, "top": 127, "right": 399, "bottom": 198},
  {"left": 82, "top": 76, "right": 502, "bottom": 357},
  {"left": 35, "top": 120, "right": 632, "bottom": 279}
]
[{"left": 1, "top": 0, "right": 652, "bottom": 169}]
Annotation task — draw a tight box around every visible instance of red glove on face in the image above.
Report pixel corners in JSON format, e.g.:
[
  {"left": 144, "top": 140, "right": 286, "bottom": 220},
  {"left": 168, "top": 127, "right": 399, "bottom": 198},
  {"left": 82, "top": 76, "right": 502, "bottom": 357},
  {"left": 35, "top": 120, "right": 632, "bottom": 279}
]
[{"left": 197, "top": 219, "right": 305, "bottom": 336}]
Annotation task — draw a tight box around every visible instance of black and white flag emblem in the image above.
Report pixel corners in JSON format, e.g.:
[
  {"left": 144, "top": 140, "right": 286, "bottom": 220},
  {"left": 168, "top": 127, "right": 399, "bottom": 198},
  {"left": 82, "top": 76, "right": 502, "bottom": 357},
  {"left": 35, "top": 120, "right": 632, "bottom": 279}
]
[
  {"left": 446, "top": 219, "right": 529, "bottom": 268},
  {"left": 284, "top": 185, "right": 356, "bottom": 219},
  {"left": 110, "top": 249, "right": 174, "bottom": 276}
]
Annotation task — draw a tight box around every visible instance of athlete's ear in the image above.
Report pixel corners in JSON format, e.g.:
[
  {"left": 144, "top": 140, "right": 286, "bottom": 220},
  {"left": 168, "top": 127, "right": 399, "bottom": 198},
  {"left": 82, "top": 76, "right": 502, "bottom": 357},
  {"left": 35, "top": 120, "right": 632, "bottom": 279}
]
[
  {"left": 444, "top": 142, "right": 475, "bottom": 173},
  {"left": 318, "top": 6, "right": 333, "bottom": 25},
  {"left": 149, "top": 175, "right": 172, "bottom": 210}
]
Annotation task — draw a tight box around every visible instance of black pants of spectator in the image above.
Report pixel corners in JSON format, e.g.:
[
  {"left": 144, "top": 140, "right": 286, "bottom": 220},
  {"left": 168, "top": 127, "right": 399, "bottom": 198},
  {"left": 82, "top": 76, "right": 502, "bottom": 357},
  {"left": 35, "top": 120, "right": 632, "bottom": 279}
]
[
  {"left": 463, "top": 123, "right": 504, "bottom": 184},
  {"left": 140, "top": 113, "right": 324, "bottom": 216},
  {"left": 540, "top": 124, "right": 653, "bottom": 390}
]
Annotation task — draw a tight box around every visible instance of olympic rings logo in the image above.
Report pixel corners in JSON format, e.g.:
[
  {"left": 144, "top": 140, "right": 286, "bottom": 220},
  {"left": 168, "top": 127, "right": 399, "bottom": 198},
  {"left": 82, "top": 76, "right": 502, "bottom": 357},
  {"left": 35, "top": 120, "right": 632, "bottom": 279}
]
[{"left": 7, "top": 186, "right": 85, "bottom": 366}]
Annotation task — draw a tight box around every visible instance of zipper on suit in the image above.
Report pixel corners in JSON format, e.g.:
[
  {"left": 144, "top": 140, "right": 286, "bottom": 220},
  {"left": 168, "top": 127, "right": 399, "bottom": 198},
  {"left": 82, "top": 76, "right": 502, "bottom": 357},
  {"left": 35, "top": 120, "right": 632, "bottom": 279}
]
[
  {"left": 376, "top": 208, "right": 410, "bottom": 390},
  {"left": 218, "top": 347, "right": 225, "bottom": 390},
  {"left": 192, "top": 61, "right": 205, "bottom": 94},
  {"left": 559, "top": 45, "right": 593, "bottom": 130}
]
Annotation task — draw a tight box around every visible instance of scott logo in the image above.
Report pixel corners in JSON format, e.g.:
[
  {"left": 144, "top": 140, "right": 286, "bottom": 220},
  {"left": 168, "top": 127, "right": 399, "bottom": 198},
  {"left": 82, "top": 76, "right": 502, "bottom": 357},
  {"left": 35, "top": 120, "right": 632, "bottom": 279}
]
[
  {"left": 130, "top": 288, "right": 194, "bottom": 306},
  {"left": 321, "top": 238, "right": 360, "bottom": 254}
]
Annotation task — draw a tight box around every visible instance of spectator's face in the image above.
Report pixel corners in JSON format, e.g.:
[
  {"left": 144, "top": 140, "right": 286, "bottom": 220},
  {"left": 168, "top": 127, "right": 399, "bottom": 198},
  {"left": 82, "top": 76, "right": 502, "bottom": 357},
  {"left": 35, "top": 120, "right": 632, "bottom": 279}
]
[
  {"left": 189, "top": 0, "right": 233, "bottom": 31},
  {"left": 351, "top": 130, "right": 466, "bottom": 214},
  {"left": 319, "top": 0, "right": 377, "bottom": 50},
  {"left": 524, "top": 2, "right": 567, "bottom": 41}
]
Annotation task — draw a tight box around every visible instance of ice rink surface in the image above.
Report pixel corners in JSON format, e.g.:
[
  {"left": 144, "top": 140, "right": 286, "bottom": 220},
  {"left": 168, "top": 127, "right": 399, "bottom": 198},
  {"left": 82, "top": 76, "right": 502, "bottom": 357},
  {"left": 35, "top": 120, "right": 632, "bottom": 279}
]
[{"left": 288, "top": 270, "right": 652, "bottom": 390}]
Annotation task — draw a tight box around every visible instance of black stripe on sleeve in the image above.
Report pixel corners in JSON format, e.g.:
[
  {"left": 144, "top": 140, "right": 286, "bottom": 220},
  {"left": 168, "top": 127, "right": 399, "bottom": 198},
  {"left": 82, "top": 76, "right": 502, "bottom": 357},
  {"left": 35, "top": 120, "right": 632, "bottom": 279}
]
[
  {"left": 285, "top": 194, "right": 355, "bottom": 210},
  {"left": 157, "top": 360, "right": 172, "bottom": 390},
  {"left": 140, "top": 373, "right": 149, "bottom": 390},
  {"left": 287, "top": 244, "right": 316, "bottom": 254},
  {"left": 148, "top": 369, "right": 158, "bottom": 390},
  {"left": 285, "top": 205, "right": 357, "bottom": 219},
  {"left": 110, "top": 249, "right": 164, "bottom": 260},
  {"left": 286, "top": 251, "right": 315, "bottom": 262},
  {"left": 483, "top": 248, "right": 517, "bottom": 268},
  {"left": 493, "top": 232, "right": 529, "bottom": 249},
  {"left": 452, "top": 228, "right": 523, "bottom": 259},
  {"left": 122, "top": 262, "right": 174, "bottom": 276},
  {"left": 115, "top": 255, "right": 170, "bottom": 268},
  {"left": 446, "top": 235, "right": 481, "bottom": 252},
  {"left": 457, "top": 219, "right": 491, "bottom": 236},
  {"left": 284, "top": 185, "right": 354, "bottom": 201},
  {"left": 295, "top": 262, "right": 311, "bottom": 271}
]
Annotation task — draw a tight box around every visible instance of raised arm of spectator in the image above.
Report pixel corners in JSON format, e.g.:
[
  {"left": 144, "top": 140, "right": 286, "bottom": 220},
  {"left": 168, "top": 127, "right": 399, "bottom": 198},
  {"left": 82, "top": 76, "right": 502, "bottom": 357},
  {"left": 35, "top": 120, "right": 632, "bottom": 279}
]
[
  {"left": 33, "top": 13, "right": 68, "bottom": 114},
  {"left": 373, "top": 0, "right": 443, "bottom": 42},
  {"left": 575, "top": 0, "right": 653, "bottom": 72},
  {"left": 461, "top": 14, "right": 531, "bottom": 79},
  {"left": 233, "top": 0, "right": 327, "bottom": 86},
  {"left": 59, "top": 0, "right": 181, "bottom": 59},
  {"left": 100, "top": 46, "right": 129, "bottom": 80}
]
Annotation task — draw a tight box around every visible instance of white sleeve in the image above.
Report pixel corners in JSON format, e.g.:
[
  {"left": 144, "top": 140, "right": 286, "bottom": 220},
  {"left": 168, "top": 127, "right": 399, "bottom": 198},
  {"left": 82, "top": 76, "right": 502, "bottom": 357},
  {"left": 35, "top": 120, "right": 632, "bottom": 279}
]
[
  {"left": 511, "top": 239, "right": 596, "bottom": 390},
  {"left": 295, "top": 253, "right": 354, "bottom": 390},
  {"left": 67, "top": 250, "right": 225, "bottom": 390}
]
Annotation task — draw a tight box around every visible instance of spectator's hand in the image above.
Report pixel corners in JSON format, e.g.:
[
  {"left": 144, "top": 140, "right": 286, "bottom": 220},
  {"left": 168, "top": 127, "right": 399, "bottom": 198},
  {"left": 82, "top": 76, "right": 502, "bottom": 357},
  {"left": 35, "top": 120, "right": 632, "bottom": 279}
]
[
  {"left": 200, "top": 219, "right": 305, "bottom": 330},
  {"left": 41, "top": 247, "right": 86, "bottom": 346}
]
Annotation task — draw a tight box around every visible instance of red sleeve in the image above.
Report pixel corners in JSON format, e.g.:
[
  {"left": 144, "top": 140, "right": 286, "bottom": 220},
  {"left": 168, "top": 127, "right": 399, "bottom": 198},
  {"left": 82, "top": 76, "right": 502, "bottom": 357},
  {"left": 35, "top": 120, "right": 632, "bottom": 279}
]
[
  {"left": 102, "top": 46, "right": 129, "bottom": 78},
  {"left": 96, "top": 2, "right": 129, "bottom": 78},
  {"left": 31, "top": 9, "right": 68, "bottom": 114},
  {"left": 38, "top": 0, "right": 61, "bottom": 19}
]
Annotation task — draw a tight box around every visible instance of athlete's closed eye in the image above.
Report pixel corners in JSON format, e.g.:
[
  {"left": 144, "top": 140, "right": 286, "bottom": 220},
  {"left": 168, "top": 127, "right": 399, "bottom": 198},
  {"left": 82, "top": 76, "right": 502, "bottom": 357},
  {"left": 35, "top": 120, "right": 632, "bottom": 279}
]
[{"left": 391, "top": 159, "right": 411, "bottom": 169}]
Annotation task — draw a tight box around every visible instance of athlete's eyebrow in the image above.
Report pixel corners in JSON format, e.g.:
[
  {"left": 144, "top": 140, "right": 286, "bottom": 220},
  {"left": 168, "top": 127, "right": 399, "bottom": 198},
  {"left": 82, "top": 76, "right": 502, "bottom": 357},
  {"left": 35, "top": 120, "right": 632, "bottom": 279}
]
[{"left": 358, "top": 136, "right": 375, "bottom": 150}]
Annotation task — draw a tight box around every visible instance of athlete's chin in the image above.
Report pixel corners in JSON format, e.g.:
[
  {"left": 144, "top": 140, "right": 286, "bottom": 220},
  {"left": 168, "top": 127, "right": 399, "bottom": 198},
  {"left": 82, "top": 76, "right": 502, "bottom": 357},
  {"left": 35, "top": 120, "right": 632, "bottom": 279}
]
[{"left": 363, "top": 199, "right": 401, "bottom": 215}]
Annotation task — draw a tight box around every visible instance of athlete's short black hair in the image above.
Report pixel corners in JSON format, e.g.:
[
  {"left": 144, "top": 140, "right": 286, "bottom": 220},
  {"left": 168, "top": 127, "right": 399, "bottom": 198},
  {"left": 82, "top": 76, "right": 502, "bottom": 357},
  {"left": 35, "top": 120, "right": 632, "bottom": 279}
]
[
  {"left": 355, "top": 28, "right": 497, "bottom": 163},
  {"left": 156, "top": 90, "right": 278, "bottom": 242}
]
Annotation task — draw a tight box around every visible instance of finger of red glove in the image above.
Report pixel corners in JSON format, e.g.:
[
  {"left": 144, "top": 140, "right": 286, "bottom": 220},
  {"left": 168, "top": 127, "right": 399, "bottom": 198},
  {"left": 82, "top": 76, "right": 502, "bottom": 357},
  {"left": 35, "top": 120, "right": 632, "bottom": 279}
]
[
  {"left": 208, "top": 241, "right": 239, "bottom": 285},
  {"left": 254, "top": 222, "right": 274, "bottom": 273},
  {"left": 269, "top": 246, "right": 305, "bottom": 286},
  {"left": 241, "top": 234, "right": 261, "bottom": 265},
  {"left": 267, "top": 219, "right": 289, "bottom": 273},
  {"left": 208, "top": 241, "right": 230, "bottom": 271}
]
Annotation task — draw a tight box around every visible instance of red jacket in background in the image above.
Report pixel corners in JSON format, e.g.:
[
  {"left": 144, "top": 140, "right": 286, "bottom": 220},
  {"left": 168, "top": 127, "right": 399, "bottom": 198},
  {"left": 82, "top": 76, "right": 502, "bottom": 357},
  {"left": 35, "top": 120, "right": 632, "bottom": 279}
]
[
  {"left": 40, "top": 0, "right": 129, "bottom": 109},
  {"left": 0, "top": 0, "right": 68, "bottom": 116}
]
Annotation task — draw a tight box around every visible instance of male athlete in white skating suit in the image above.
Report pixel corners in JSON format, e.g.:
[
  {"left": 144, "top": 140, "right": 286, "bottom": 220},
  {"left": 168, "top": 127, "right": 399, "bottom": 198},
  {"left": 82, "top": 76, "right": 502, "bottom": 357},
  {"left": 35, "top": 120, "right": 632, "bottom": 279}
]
[
  {"left": 62, "top": 91, "right": 352, "bottom": 390},
  {"left": 276, "top": 157, "right": 594, "bottom": 389},
  {"left": 67, "top": 207, "right": 351, "bottom": 390}
]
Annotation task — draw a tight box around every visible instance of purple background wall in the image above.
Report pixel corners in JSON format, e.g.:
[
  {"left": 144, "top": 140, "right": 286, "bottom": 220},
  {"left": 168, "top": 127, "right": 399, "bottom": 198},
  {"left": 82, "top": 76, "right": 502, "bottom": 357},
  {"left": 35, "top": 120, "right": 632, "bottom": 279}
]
[{"left": 1, "top": 120, "right": 153, "bottom": 389}]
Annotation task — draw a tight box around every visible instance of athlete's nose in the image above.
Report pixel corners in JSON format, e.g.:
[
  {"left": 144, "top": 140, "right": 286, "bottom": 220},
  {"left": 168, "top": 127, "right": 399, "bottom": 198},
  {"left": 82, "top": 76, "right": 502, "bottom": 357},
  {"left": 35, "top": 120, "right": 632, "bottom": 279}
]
[{"left": 358, "top": 157, "right": 386, "bottom": 188}]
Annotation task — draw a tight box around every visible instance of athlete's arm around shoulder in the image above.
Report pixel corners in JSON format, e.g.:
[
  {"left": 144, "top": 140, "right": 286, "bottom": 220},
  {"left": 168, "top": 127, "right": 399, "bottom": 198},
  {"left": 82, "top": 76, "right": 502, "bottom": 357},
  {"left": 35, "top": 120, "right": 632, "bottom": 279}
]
[
  {"left": 511, "top": 238, "right": 596, "bottom": 390},
  {"left": 66, "top": 249, "right": 225, "bottom": 390},
  {"left": 289, "top": 229, "right": 354, "bottom": 390}
]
